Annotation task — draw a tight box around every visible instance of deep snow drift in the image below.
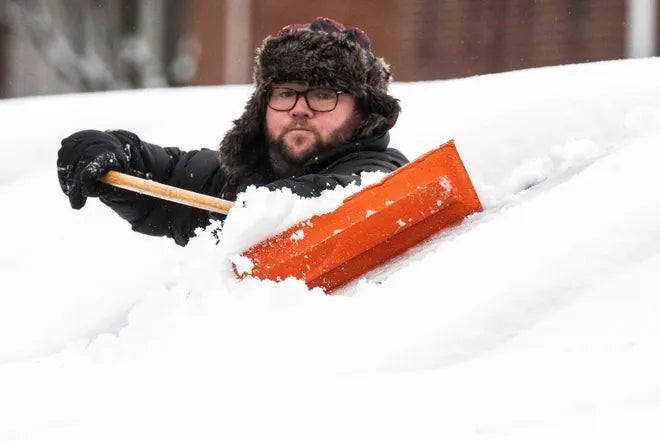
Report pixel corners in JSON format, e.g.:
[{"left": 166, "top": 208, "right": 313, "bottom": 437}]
[{"left": 1, "top": 58, "right": 659, "bottom": 440}]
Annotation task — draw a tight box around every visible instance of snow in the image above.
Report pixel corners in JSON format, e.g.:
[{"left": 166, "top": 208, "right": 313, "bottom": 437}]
[
  {"left": 1, "top": 58, "right": 660, "bottom": 440},
  {"left": 219, "top": 170, "right": 386, "bottom": 256}
]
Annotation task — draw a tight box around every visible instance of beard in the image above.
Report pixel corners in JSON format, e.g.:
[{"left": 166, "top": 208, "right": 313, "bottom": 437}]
[{"left": 266, "top": 114, "right": 362, "bottom": 176}]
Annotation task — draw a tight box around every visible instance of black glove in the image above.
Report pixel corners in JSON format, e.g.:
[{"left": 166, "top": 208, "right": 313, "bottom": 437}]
[{"left": 57, "top": 130, "right": 130, "bottom": 209}]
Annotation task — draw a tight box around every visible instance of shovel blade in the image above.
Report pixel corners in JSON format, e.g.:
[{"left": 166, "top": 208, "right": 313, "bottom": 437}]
[{"left": 237, "top": 140, "right": 482, "bottom": 293}]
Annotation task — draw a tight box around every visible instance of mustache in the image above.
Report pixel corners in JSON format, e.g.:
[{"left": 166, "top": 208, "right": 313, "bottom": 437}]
[{"left": 285, "top": 119, "right": 314, "bottom": 131}]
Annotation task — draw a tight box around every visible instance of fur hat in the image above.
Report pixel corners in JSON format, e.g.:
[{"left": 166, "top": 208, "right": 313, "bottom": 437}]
[{"left": 218, "top": 17, "right": 400, "bottom": 182}]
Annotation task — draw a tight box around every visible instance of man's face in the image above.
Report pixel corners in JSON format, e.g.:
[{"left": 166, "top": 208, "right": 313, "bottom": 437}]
[{"left": 265, "top": 82, "right": 361, "bottom": 173}]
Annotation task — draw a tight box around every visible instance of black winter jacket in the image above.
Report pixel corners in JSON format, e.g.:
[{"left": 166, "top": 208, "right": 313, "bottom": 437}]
[{"left": 99, "top": 129, "right": 408, "bottom": 246}]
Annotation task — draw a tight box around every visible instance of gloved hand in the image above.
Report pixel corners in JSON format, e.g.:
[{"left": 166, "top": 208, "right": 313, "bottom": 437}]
[{"left": 57, "top": 130, "right": 130, "bottom": 209}]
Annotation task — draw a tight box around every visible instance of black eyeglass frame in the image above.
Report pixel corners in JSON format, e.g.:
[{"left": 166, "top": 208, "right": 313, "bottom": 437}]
[{"left": 267, "top": 87, "right": 346, "bottom": 112}]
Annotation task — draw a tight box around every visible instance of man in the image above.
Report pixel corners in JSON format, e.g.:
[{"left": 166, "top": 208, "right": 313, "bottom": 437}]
[{"left": 57, "top": 17, "right": 408, "bottom": 246}]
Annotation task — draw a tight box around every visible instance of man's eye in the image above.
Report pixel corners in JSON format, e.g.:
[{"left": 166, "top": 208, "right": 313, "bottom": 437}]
[
  {"left": 274, "top": 89, "right": 295, "bottom": 98},
  {"left": 310, "top": 90, "right": 334, "bottom": 100},
  {"left": 277, "top": 90, "right": 296, "bottom": 98}
]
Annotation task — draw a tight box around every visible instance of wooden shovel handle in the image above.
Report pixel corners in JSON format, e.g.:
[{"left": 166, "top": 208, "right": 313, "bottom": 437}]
[{"left": 99, "top": 170, "right": 234, "bottom": 215}]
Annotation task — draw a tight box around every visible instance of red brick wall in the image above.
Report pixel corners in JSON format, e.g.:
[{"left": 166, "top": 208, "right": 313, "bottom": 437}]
[
  {"left": 183, "top": 0, "right": 227, "bottom": 85},
  {"left": 184, "top": 0, "right": 630, "bottom": 85},
  {"left": 403, "top": 0, "right": 626, "bottom": 80}
]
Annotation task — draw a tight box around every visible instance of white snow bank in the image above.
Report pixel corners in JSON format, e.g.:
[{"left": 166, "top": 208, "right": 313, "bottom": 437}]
[{"left": 1, "top": 58, "right": 660, "bottom": 440}]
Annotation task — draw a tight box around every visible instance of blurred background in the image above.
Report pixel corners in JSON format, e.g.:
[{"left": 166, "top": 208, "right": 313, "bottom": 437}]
[{"left": 0, "top": 0, "right": 657, "bottom": 99}]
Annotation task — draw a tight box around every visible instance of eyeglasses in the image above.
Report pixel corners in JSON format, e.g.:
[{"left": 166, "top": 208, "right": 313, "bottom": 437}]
[{"left": 267, "top": 87, "right": 345, "bottom": 112}]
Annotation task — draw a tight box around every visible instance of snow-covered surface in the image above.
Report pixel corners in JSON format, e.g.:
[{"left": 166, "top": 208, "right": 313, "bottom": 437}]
[{"left": 1, "top": 58, "right": 660, "bottom": 440}]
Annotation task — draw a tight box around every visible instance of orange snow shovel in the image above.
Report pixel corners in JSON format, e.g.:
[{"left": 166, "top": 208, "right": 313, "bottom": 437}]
[
  {"left": 240, "top": 140, "right": 482, "bottom": 292},
  {"left": 101, "top": 140, "right": 482, "bottom": 293}
]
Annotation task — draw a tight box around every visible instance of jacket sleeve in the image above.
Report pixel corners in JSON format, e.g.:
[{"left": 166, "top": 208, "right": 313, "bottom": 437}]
[
  {"left": 99, "top": 130, "right": 227, "bottom": 246},
  {"left": 265, "top": 148, "right": 409, "bottom": 197}
]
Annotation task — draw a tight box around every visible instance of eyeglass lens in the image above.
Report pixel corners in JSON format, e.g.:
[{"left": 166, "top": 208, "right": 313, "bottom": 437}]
[{"left": 268, "top": 87, "right": 339, "bottom": 112}]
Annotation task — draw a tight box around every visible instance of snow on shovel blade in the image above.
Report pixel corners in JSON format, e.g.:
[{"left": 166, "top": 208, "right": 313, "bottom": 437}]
[{"left": 236, "top": 140, "right": 483, "bottom": 293}]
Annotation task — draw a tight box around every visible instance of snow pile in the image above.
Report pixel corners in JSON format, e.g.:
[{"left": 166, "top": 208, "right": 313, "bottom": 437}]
[
  {"left": 1, "top": 58, "right": 659, "bottom": 440},
  {"left": 219, "top": 170, "right": 387, "bottom": 257}
]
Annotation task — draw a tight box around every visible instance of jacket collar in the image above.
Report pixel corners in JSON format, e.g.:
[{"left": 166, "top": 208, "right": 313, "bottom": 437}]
[{"left": 296, "top": 131, "right": 390, "bottom": 175}]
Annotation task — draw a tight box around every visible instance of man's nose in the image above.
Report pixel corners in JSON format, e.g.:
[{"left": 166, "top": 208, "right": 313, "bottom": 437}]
[{"left": 289, "top": 94, "right": 313, "bottom": 117}]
